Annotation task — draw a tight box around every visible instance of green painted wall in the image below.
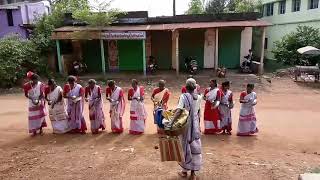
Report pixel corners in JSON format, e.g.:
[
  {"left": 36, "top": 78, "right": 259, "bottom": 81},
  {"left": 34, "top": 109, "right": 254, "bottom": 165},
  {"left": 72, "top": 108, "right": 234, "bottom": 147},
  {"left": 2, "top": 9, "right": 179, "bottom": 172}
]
[
  {"left": 82, "top": 40, "right": 102, "bottom": 73},
  {"left": 218, "top": 28, "right": 241, "bottom": 68},
  {"left": 118, "top": 40, "right": 143, "bottom": 71},
  {"left": 179, "top": 29, "right": 205, "bottom": 70},
  {"left": 151, "top": 31, "right": 172, "bottom": 69},
  {"left": 260, "top": 0, "right": 320, "bottom": 59}
]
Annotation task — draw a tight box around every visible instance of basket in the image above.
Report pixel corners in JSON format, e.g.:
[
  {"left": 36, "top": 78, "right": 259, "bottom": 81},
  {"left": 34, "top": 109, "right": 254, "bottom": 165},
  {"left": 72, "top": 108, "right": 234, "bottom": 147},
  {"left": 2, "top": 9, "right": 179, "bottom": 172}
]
[{"left": 162, "top": 109, "right": 189, "bottom": 136}]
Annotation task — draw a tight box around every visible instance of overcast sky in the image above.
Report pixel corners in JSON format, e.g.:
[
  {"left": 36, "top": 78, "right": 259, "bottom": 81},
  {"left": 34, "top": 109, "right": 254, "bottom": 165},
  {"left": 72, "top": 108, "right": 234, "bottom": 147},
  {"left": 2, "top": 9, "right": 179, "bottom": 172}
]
[{"left": 90, "top": 0, "right": 192, "bottom": 17}]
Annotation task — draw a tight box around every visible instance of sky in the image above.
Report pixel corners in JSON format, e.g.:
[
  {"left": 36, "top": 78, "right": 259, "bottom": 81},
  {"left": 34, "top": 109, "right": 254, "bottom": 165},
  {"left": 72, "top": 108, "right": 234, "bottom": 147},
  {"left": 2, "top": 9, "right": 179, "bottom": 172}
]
[{"left": 90, "top": 0, "right": 192, "bottom": 17}]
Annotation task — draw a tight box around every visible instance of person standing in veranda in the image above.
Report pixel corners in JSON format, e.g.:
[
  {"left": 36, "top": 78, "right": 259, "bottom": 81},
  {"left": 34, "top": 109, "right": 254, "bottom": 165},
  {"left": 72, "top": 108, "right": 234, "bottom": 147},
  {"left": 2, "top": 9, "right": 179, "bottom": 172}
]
[
  {"left": 23, "top": 72, "right": 47, "bottom": 136},
  {"left": 128, "top": 79, "right": 147, "bottom": 135},
  {"left": 45, "top": 79, "right": 70, "bottom": 134},
  {"left": 85, "top": 79, "right": 106, "bottom": 134},
  {"left": 172, "top": 78, "right": 202, "bottom": 180},
  {"left": 203, "top": 79, "right": 222, "bottom": 134},
  {"left": 63, "top": 76, "right": 87, "bottom": 134},
  {"left": 219, "top": 81, "right": 234, "bottom": 135},
  {"left": 237, "top": 83, "right": 259, "bottom": 136},
  {"left": 151, "top": 80, "right": 170, "bottom": 134},
  {"left": 106, "top": 80, "right": 125, "bottom": 133}
]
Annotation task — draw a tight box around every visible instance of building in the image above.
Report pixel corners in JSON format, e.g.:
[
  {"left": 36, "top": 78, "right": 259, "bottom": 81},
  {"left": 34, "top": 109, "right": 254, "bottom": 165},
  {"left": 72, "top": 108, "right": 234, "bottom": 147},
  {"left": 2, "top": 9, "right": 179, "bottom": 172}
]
[
  {"left": 51, "top": 12, "right": 270, "bottom": 75},
  {"left": 261, "top": 0, "right": 320, "bottom": 59},
  {"left": 0, "top": 0, "right": 50, "bottom": 38}
]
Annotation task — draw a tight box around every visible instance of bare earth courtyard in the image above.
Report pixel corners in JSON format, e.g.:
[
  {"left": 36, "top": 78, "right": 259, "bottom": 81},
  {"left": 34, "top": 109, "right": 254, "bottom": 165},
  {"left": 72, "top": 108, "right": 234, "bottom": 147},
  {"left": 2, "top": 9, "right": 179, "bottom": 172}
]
[{"left": 0, "top": 72, "right": 319, "bottom": 180}]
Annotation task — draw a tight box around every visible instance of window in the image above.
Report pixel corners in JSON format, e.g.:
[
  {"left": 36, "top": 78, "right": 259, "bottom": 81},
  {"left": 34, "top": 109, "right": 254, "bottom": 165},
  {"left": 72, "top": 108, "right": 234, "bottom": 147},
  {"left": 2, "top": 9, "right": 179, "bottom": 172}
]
[
  {"left": 264, "top": 38, "right": 268, "bottom": 49},
  {"left": 292, "top": 0, "right": 301, "bottom": 12},
  {"left": 309, "top": 0, "right": 319, "bottom": 9},
  {"left": 6, "top": 9, "right": 13, "bottom": 26},
  {"left": 279, "top": 1, "right": 286, "bottom": 14},
  {"left": 265, "top": 3, "right": 274, "bottom": 16}
]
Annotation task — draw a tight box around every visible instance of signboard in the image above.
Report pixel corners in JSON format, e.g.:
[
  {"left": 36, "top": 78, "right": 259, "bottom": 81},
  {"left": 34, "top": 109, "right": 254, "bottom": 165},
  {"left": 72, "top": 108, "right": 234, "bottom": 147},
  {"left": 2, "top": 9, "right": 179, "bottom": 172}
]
[{"left": 102, "top": 31, "right": 146, "bottom": 40}]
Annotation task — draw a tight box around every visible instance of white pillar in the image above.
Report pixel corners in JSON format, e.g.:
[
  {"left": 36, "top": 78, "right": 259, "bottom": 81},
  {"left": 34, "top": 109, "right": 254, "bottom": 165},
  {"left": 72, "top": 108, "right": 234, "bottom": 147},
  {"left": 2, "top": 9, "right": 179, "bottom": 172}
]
[
  {"left": 214, "top": 28, "right": 219, "bottom": 70},
  {"left": 259, "top": 27, "right": 266, "bottom": 74},
  {"left": 204, "top": 28, "right": 216, "bottom": 69},
  {"left": 171, "top": 30, "right": 179, "bottom": 75},
  {"left": 240, "top": 27, "right": 253, "bottom": 65}
]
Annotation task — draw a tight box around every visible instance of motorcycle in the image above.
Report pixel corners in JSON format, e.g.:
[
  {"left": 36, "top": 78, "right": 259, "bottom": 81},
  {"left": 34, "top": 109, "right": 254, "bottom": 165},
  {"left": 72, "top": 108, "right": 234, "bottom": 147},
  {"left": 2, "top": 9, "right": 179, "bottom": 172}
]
[
  {"left": 240, "top": 55, "right": 252, "bottom": 73},
  {"left": 72, "top": 61, "right": 87, "bottom": 75},
  {"left": 147, "top": 56, "right": 158, "bottom": 74},
  {"left": 184, "top": 57, "right": 198, "bottom": 75}
]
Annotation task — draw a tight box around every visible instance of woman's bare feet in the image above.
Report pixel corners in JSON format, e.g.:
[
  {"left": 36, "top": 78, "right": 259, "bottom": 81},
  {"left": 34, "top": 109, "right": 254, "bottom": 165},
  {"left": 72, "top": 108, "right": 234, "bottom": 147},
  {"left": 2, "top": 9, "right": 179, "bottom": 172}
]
[
  {"left": 39, "top": 129, "right": 44, "bottom": 136},
  {"left": 190, "top": 171, "right": 197, "bottom": 180},
  {"left": 31, "top": 132, "right": 37, "bottom": 137},
  {"left": 178, "top": 171, "right": 187, "bottom": 178}
]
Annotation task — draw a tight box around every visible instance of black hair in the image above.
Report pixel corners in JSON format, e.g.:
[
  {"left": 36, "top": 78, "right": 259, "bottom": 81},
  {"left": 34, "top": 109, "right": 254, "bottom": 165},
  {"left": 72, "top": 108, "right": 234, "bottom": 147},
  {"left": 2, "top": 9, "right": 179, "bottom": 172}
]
[
  {"left": 31, "top": 74, "right": 39, "bottom": 81},
  {"left": 210, "top": 79, "right": 217, "bottom": 87},
  {"left": 88, "top": 79, "right": 96, "bottom": 85},
  {"left": 222, "top": 81, "right": 230, "bottom": 87},
  {"left": 247, "top": 83, "right": 255, "bottom": 89},
  {"left": 48, "top": 79, "right": 55, "bottom": 86},
  {"left": 107, "top": 80, "right": 115, "bottom": 87},
  {"left": 186, "top": 83, "right": 196, "bottom": 92},
  {"left": 132, "top": 79, "right": 138, "bottom": 85},
  {"left": 67, "top": 75, "right": 76, "bottom": 83}
]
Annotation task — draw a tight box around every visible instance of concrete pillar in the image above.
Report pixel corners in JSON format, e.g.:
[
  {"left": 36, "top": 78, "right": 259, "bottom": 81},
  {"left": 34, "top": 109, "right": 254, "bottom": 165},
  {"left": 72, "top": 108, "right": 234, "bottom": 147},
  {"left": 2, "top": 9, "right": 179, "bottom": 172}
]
[
  {"left": 204, "top": 28, "right": 216, "bottom": 69},
  {"left": 214, "top": 28, "right": 219, "bottom": 70},
  {"left": 55, "top": 40, "right": 63, "bottom": 74},
  {"left": 100, "top": 39, "right": 106, "bottom": 75},
  {"left": 259, "top": 27, "right": 266, "bottom": 74},
  {"left": 240, "top": 27, "right": 253, "bottom": 65},
  {"left": 171, "top": 30, "right": 179, "bottom": 75},
  {"left": 142, "top": 40, "right": 147, "bottom": 76}
]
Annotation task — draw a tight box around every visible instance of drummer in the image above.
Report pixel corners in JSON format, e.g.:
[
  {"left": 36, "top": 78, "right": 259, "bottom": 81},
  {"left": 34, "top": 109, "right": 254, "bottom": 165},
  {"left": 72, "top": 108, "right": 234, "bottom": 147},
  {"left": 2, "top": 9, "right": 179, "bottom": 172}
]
[
  {"left": 151, "top": 80, "right": 170, "bottom": 134},
  {"left": 203, "top": 79, "right": 222, "bottom": 134}
]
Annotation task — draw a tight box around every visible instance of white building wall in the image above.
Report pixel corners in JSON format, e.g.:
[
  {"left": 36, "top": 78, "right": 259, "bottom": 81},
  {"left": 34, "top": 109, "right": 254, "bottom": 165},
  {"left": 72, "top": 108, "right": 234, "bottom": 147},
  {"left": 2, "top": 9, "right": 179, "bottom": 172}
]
[
  {"left": 240, "top": 27, "right": 253, "bottom": 63},
  {"left": 203, "top": 28, "right": 216, "bottom": 68}
]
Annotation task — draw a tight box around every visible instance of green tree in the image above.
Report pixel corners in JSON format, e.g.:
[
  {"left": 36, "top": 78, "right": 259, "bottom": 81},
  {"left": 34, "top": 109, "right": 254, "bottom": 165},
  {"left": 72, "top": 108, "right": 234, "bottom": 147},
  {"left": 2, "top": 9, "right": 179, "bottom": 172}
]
[
  {"left": 272, "top": 26, "right": 320, "bottom": 65},
  {"left": 234, "top": 0, "right": 262, "bottom": 13},
  {"left": 185, "top": 0, "right": 204, "bottom": 14},
  {"left": 205, "top": 0, "right": 228, "bottom": 14},
  {"left": 74, "top": 0, "right": 122, "bottom": 27},
  {"left": 0, "top": 35, "right": 40, "bottom": 87}
]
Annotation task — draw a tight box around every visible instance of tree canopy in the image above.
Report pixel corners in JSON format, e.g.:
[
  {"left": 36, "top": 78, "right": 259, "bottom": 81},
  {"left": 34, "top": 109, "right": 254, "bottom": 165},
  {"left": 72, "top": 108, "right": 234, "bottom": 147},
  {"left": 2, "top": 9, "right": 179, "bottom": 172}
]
[
  {"left": 272, "top": 26, "right": 320, "bottom": 65},
  {"left": 185, "top": 0, "right": 204, "bottom": 14}
]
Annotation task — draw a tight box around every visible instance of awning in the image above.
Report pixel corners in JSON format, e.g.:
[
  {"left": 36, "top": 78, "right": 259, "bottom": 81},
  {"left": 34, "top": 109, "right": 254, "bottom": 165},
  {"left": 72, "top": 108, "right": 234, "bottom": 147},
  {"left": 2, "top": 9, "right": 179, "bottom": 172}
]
[
  {"left": 297, "top": 46, "right": 320, "bottom": 55},
  {"left": 52, "top": 20, "right": 271, "bottom": 40}
]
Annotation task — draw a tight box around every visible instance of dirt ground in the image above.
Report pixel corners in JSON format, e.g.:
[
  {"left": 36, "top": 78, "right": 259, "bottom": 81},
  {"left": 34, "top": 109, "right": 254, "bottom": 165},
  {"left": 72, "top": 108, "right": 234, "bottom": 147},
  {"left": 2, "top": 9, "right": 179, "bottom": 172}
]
[{"left": 0, "top": 72, "right": 320, "bottom": 180}]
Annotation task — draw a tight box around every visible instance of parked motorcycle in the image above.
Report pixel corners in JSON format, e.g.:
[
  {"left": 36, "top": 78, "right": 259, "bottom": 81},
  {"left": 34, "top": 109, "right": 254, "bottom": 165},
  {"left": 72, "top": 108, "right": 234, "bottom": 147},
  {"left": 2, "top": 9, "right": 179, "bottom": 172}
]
[
  {"left": 240, "top": 51, "right": 253, "bottom": 73},
  {"left": 72, "top": 61, "right": 87, "bottom": 75},
  {"left": 147, "top": 56, "right": 158, "bottom": 74},
  {"left": 184, "top": 57, "right": 198, "bottom": 75}
]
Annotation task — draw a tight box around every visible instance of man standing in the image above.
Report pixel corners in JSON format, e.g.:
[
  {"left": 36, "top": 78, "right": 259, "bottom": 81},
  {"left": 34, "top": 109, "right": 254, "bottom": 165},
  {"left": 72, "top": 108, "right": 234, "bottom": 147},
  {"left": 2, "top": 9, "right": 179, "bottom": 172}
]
[
  {"left": 23, "top": 72, "right": 47, "bottom": 136},
  {"left": 106, "top": 80, "right": 125, "bottom": 133}
]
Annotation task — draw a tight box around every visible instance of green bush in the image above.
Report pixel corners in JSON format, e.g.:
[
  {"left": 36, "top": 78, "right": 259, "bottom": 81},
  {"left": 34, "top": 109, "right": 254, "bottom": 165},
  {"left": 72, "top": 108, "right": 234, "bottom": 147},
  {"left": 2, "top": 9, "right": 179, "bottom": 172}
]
[
  {"left": 272, "top": 26, "right": 320, "bottom": 65},
  {"left": 0, "top": 35, "right": 40, "bottom": 87}
]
